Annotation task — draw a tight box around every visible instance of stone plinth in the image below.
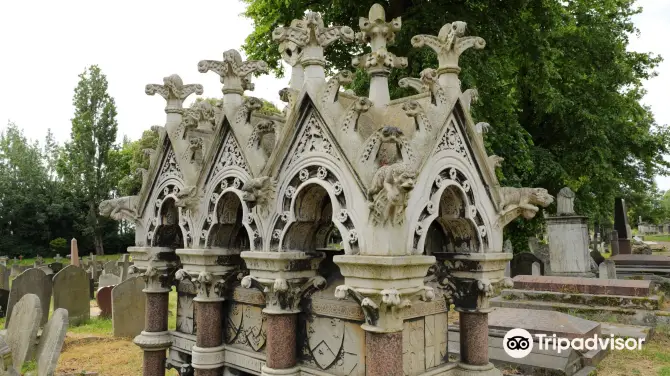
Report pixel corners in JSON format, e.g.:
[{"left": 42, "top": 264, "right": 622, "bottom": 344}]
[{"left": 546, "top": 216, "right": 594, "bottom": 277}]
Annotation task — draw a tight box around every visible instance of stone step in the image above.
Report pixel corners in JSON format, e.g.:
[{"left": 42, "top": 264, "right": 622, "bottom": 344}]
[
  {"left": 512, "top": 275, "right": 652, "bottom": 296},
  {"left": 490, "top": 297, "right": 670, "bottom": 327},
  {"left": 499, "top": 289, "right": 662, "bottom": 310},
  {"left": 610, "top": 254, "right": 670, "bottom": 267}
]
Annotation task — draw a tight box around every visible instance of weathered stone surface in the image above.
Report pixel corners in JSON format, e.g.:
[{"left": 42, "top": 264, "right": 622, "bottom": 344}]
[
  {"left": 96, "top": 286, "right": 113, "bottom": 318},
  {"left": 98, "top": 273, "right": 121, "bottom": 288},
  {"left": 512, "top": 275, "right": 651, "bottom": 296},
  {"left": 488, "top": 307, "right": 600, "bottom": 340},
  {"left": 6, "top": 268, "right": 52, "bottom": 327},
  {"left": 610, "top": 254, "right": 670, "bottom": 267},
  {"left": 112, "top": 276, "right": 146, "bottom": 338},
  {"left": 53, "top": 265, "right": 90, "bottom": 326},
  {"left": 632, "top": 240, "right": 653, "bottom": 255},
  {"left": 546, "top": 215, "right": 593, "bottom": 276},
  {"left": 590, "top": 250, "right": 605, "bottom": 265},
  {"left": 35, "top": 308, "right": 68, "bottom": 376},
  {"left": 5, "top": 294, "right": 42, "bottom": 370},
  {"left": 531, "top": 262, "right": 541, "bottom": 276},
  {"left": 556, "top": 187, "right": 576, "bottom": 215},
  {"left": 0, "top": 264, "right": 9, "bottom": 290},
  {"left": 103, "top": 261, "right": 121, "bottom": 277},
  {"left": 598, "top": 260, "right": 617, "bottom": 280}
]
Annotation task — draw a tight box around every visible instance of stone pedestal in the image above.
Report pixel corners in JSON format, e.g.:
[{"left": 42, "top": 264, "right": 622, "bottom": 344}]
[{"left": 546, "top": 216, "right": 595, "bottom": 277}]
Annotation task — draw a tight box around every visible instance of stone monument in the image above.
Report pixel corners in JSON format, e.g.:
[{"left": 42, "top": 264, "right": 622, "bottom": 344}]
[
  {"left": 99, "top": 4, "right": 554, "bottom": 375},
  {"left": 546, "top": 187, "right": 594, "bottom": 277},
  {"left": 70, "top": 238, "right": 80, "bottom": 267},
  {"left": 614, "top": 198, "right": 632, "bottom": 254}
]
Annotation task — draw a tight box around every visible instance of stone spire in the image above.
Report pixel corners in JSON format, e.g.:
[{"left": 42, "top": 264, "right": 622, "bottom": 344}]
[
  {"left": 352, "top": 4, "right": 408, "bottom": 108},
  {"left": 411, "top": 22, "right": 485, "bottom": 100},
  {"left": 198, "top": 49, "right": 268, "bottom": 110},
  {"left": 273, "top": 12, "right": 354, "bottom": 87}
]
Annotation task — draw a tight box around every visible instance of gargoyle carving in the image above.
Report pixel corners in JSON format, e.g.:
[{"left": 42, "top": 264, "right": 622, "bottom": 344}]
[
  {"left": 150, "top": 125, "right": 166, "bottom": 138},
  {"left": 323, "top": 70, "right": 354, "bottom": 105},
  {"left": 234, "top": 97, "right": 263, "bottom": 126},
  {"left": 143, "top": 148, "right": 157, "bottom": 167},
  {"left": 367, "top": 162, "right": 416, "bottom": 226},
  {"left": 241, "top": 176, "right": 276, "bottom": 214},
  {"left": 497, "top": 187, "right": 554, "bottom": 219},
  {"left": 402, "top": 100, "right": 432, "bottom": 133},
  {"left": 398, "top": 68, "right": 447, "bottom": 107},
  {"left": 246, "top": 120, "right": 277, "bottom": 152},
  {"left": 461, "top": 88, "right": 478, "bottom": 112},
  {"left": 487, "top": 155, "right": 504, "bottom": 171},
  {"left": 174, "top": 186, "right": 203, "bottom": 211},
  {"left": 188, "top": 137, "right": 204, "bottom": 164},
  {"left": 99, "top": 196, "right": 140, "bottom": 222},
  {"left": 341, "top": 97, "right": 373, "bottom": 133}
]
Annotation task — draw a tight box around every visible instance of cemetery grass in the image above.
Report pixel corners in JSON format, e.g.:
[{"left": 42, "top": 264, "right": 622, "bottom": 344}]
[
  {"left": 595, "top": 325, "right": 670, "bottom": 376},
  {"left": 11, "top": 254, "right": 121, "bottom": 266}
]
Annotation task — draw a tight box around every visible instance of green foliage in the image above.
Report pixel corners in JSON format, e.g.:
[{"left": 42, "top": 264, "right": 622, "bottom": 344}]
[
  {"left": 49, "top": 237, "right": 67, "bottom": 252},
  {"left": 242, "top": 0, "right": 670, "bottom": 250},
  {"left": 58, "top": 65, "right": 120, "bottom": 255}
]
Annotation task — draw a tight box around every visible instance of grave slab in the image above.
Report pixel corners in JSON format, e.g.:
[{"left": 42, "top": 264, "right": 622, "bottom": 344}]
[
  {"left": 96, "top": 286, "right": 113, "bottom": 318},
  {"left": 488, "top": 307, "right": 601, "bottom": 340},
  {"left": 112, "top": 276, "right": 146, "bottom": 338},
  {"left": 512, "top": 275, "right": 652, "bottom": 296},
  {"left": 5, "top": 294, "right": 42, "bottom": 371},
  {"left": 35, "top": 308, "right": 68, "bottom": 376},
  {"left": 53, "top": 265, "right": 90, "bottom": 326},
  {"left": 610, "top": 254, "right": 670, "bottom": 267},
  {"left": 6, "top": 268, "right": 52, "bottom": 327}
]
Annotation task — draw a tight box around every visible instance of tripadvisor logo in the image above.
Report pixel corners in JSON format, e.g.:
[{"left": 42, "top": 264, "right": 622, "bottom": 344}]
[{"left": 503, "top": 328, "right": 645, "bottom": 359}]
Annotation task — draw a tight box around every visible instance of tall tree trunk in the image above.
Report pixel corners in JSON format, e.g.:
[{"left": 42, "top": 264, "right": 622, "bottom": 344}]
[{"left": 88, "top": 201, "right": 105, "bottom": 255}]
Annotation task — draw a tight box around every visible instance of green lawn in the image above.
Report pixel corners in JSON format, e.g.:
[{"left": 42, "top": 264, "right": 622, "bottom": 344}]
[
  {"left": 10, "top": 254, "right": 122, "bottom": 266},
  {"left": 645, "top": 235, "right": 670, "bottom": 243}
]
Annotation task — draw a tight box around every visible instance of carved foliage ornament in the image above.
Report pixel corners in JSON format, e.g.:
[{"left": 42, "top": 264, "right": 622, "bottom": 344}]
[
  {"left": 145, "top": 74, "right": 203, "bottom": 111},
  {"left": 411, "top": 22, "right": 486, "bottom": 73},
  {"left": 241, "top": 275, "right": 326, "bottom": 313},
  {"left": 198, "top": 49, "right": 269, "bottom": 94}
]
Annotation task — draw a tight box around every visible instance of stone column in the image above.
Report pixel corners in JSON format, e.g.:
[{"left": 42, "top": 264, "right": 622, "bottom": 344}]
[
  {"left": 241, "top": 251, "right": 326, "bottom": 376},
  {"left": 176, "top": 248, "right": 242, "bottom": 376},
  {"left": 130, "top": 247, "right": 177, "bottom": 376},
  {"left": 365, "top": 331, "right": 403, "bottom": 376}
]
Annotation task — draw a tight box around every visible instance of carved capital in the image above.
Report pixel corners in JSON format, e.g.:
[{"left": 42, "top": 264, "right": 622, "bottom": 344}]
[
  {"left": 141, "top": 265, "right": 175, "bottom": 293},
  {"left": 335, "top": 285, "right": 434, "bottom": 332},
  {"left": 273, "top": 12, "right": 354, "bottom": 67},
  {"left": 175, "top": 269, "right": 240, "bottom": 302},
  {"left": 241, "top": 275, "right": 326, "bottom": 314},
  {"left": 411, "top": 22, "right": 485, "bottom": 75},
  {"left": 198, "top": 49, "right": 268, "bottom": 95},
  {"left": 145, "top": 74, "right": 203, "bottom": 112}
]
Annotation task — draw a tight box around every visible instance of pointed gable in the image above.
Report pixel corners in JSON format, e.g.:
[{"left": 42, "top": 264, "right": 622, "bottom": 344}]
[
  {"left": 200, "top": 119, "right": 253, "bottom": 187},
  {"left": 138, "top": 137, "right": 184, "bottom": 217}
]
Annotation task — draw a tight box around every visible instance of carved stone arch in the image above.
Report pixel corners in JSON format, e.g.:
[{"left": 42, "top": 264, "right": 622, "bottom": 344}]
[
  {"left": 200, "top": 168, "right": 261, "bottom": 251},
  {"left": 268, "top": 156, "right": 363, "bottom": 254},
  {"left": 145, "top": 179, "right": 192, "bottom": 248},
  {"left": 408, "top": 155, "right": 497, "bottom": 254}
]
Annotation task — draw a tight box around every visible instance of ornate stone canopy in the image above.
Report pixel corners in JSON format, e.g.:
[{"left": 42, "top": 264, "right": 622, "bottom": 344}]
[{"left": 101, "top": 4, "right": 553, "bottom": 376}]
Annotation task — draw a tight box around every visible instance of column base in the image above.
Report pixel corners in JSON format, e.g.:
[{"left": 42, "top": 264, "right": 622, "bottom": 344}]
[
  {"left": 453, "top": 362, "right": 502, "bottom": 376},
  {"left": 261, "top": 365, "right": 300, "bottom": 376},
  {"left": 191, "top": 344, "right": 225, "bottom": 370}
]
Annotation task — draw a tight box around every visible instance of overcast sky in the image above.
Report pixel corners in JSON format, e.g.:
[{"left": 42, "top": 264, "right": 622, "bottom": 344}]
[{"left": 0, "top": 0, "right": 668, "bottom": 189}]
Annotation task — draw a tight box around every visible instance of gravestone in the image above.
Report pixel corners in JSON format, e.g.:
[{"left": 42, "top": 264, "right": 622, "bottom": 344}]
[
  {"left": 0, "top": 264, "right": 9, "bottom": 290},
  {"left": 96, "top": 286, "right": 113, "bottom": 318},
  {"left": 599, "top": 260, "right": 617, "bottom": 280},
  {"left": 53, "top": 265, "right": 90, "bottom": 326},
  {"left": 35, "top": 308, "right": 68, "bottom": 376},
  {"left": 590, "top": 249, "right": 605, "bottom": 266},
  {"left": 48, "top": 262, "right": 64, "bottom": 274},
  {"left": 0, "top": 336, "right": 13, "bottom": 375},
  {"left": 117, "top": 254, "right": 132, "bottom": 281},
  {"left": 54, "top": 254, "right": 63, "bottom": 263},
  {"left": 38, "top": 266, "right": 54, "bottom": 276},
  {"left": 112, "top": 276, "right": 146, "bottom": 337},
  {"left": 556, "top": 187, "right": 576, "bottom": 215},
  {"left": 5, "top": 294, "right": 42, "bottom": 371},
  {"left": 0, "top": 289, "right": 9, "bottom": 318},
  {"left": 531, "top": 262, "right": 541, "bottom": 276},
  {"left": 103, "top": 261, "right": 120, "bottom": 277},
  {"left": 6, "top": 268, "right": 52, "bottom": 327},
  {"left": 511, "top": 252, "right": 544, "bottom": 277},
  {"left": 610, "top": 230, "right": 620, "bottom": 256},
  {"left": 98, "top": 273, "right": 121, "bottom": 288},
  {"left": 614, "top": 198, "right": 632, "bottom": 254}
]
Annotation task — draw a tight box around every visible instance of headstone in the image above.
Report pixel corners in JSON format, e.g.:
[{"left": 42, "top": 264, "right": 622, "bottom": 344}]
[
  {"left": 0, "top": 289, "right": 9, "bottom": 318},
  {"left": 5, "top": 294, "right": 42, "bottom": 371},
  {"left": 38, "top": 266, "right": 54, "bottom": 276},
  {"left": 89, "top": 255, "right": 98, "bottom": 282},
  {"left": 35, "top": 308, "right": 68, "bottom": 376},
  {"left": 53, "top": 265, "right": 90, "bottom": 326},
  {"left": 48, "top": 262, "right": 64, "bottom": 274},
  {"left": 590, "top": 249, "right": 605, "bottom": 266},
  {"left": 598, "top": 260, "right": 617, "bottom": 280},
  {"left": 614, "top": 198, "right": 632, "bottom": 254},
  {"left": 70, "top": 238, "right": 79, "bottom": 267},
  {"left": 6, "top": 268, "right": 52, "bottom": 327},
  {"left": 546, "top": 213, "right": 593, "bottom": 277},
  {"left": 96, "top": 286, "right": 113, "bottom": 318},
  {"left": 0, "top": 264, "right": 9, "bottom": 290},
  {"left": 34, "top": 256, "right": 44, "bottom": 267},
  {"left": 112, "top": 276, "right": 146, "bottom": 337},
  {"left": 0, "top": 257, "right": 8, "bottom": 267},
  {"left": 117, "top": 254, "right": 132, "bottom": 281},
  {"left": 556, "top": 187, "right": 576, "bottom": 215},
  {"left": 98, "top": 274, "right": 121, "bottom": 288},
  {"left": 610, "top": 230, "right": 619, "bottom": 256},
  {"left": 511, "top": 253, "right": 544, "bottom": 277},
  {"left": 54, "top": 254, "right": 63, "bottom": 262},
  {"left": 531, "top": 262, "right": 541, "bottom": 276},
  {"left": 103, "top": 261, "right": 120, "bottom": 277}
]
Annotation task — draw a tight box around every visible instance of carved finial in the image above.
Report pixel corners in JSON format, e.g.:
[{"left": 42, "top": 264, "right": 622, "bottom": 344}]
[
  {"left": 145, "top": 74, "right": 203, "bottom": 112},
  {"left": 198, "top": 49, "right": 268, "bottom": 95},
  {"left": 273, "top": 12, "right": 354, "bottom": 84},
  {"left": 411, "top": 22, "right": 485, "bottom": 76},
  {"left": 353, "top": 4, "right": 407, "bottom": 107}
]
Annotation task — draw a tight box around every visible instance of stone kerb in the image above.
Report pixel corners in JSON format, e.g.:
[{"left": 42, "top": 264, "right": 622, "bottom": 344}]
[
  {"left": 512, "top": 275, "right": 651, "bottom": 296},
  {"left": 53, "top": 265, "right": 90, "bottom": 326}
]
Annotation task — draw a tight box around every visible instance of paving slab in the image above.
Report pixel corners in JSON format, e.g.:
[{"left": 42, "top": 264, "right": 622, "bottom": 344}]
[{"left": 513, "top": 275, "right": 652, "bottom": 296}]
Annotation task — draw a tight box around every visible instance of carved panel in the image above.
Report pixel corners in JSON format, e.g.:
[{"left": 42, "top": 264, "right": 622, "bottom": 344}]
[
  {"left": 159, "top": 146, "right": 184, "bottom": 183},
  {"left": 434, "top": 120, "right": 469, "bottom": 163},
  {"left": 300, "top": 315, "right": 365, "bottom": 375},
  {"left": 176, "top": 279, "right": 197, "bottom": 335},
  {"left": 287, "top": 113, "right": 342, "bottom": 169},
  {"left": 402, "top": 314, "right": 448, "bottom": 376},
  {"left": 211, "top": 130, "right": 252, "bottom": 178},
  {"left": 226, "top": 302, "right": 267, "bottom": 353}
]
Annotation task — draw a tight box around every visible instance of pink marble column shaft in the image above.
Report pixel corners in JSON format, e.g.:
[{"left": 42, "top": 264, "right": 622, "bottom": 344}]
[
  {"left": 365, "top": 331, "right": 403, "bottom": 376},
  {"left": 143, "top": 350, "right": 167, "bottom": 376},
  {"left": 265, "top": 314, "right": 298, "bottom": 369},
  {"left": 459, "top": 311, "right": 489, "bottom": 366},
  {"left": 194, "top": 301, "right": 224, "bottom": 376}
]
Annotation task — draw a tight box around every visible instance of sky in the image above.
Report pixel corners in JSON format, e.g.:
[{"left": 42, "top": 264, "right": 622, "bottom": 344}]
[{"left": 0, "top": 0, "right": 668, "bottom": 189}]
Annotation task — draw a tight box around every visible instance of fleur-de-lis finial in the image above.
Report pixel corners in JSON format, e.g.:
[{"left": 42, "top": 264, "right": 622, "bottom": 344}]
[
  {"left": 198, "top": 49, "right": 268, "bottom": 95},
  {"left": 145, "top": 74, "right": 203, "bottom": 113},
  {"left": 411, "top": 22, "right": 485, "bottom": 75}
]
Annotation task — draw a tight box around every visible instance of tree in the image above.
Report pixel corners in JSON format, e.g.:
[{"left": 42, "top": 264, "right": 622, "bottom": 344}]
[
  {"left": 242, "top": 0, "right": 670, "bottom": 251},
  {"left": 58, "top": 65, "right": 119, "bottom": 255}
]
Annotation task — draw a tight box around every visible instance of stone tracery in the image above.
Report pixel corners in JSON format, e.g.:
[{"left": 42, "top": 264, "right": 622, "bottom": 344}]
[{"left": 99, "top": 4, "right": 555, "bottom": 376}]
